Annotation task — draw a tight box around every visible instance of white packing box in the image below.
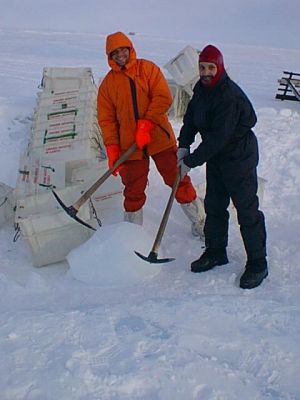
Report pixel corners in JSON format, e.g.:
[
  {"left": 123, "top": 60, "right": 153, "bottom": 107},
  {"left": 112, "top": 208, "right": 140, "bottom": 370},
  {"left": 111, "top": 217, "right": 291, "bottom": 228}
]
[
  {"left": 15, "top": 182, "right": 93, "bottom": 220},
  {"left": 41, "top": 67, "right": 96, "bottom": 91},
  {"left": 17, "top": 188, "right": 95, "bottom": 267},
  {"left": 20, "top": 213, "right": 94, "bottom": 267},
  {"left": 29, "top": 135, "right": 100, "bottom": 163},
  {"left": 164, "top": 45, "right": 199, "bottom": 87},
  {"left": 70, "top": 159, "right": 124, "bottom": 225}
]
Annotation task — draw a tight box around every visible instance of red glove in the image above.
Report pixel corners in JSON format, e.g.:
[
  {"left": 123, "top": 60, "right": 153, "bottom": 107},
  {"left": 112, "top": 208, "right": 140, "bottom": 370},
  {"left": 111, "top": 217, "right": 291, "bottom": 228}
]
[
  {"left": 135, "top": 119, "right": 154, "bottom": 150},
  {"left": 106, "top": 144, "right": 121, "bottom": 176}
]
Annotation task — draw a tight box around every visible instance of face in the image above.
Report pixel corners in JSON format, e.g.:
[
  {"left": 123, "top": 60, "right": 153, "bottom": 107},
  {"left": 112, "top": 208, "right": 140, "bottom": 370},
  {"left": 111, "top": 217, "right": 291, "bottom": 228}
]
[
  {"left": 110, "top": 47, "right": 130, "bottom": 67},
  {"left": 199, "top": 62, "right": 218, "bottom": 85}
]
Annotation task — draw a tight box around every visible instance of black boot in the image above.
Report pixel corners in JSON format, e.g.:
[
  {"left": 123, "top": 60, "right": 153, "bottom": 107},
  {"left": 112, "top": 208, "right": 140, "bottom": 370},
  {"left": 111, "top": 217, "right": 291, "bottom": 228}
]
[
  {"left": 240, "top": 258, "right": 268, "bottom": 289},
  {"left": 191, "top": 248, "right": 229, "bottom": 273}
]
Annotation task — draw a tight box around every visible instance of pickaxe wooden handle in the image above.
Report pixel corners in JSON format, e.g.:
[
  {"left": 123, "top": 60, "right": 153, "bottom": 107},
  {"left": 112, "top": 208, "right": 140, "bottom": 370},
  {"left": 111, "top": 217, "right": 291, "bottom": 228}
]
[{"left": 135, "top": 172, "right": 181, "bottom": 263}]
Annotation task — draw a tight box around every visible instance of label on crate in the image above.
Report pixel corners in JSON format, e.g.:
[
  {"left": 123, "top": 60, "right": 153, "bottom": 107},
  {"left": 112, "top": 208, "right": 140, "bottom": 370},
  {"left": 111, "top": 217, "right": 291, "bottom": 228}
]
[{"left": 16, "top": 153, "right": 66, "bottom": 198}]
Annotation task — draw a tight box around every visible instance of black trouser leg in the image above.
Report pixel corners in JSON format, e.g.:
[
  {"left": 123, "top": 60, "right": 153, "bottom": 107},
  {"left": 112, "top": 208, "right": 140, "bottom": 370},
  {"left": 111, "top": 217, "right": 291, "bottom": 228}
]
[
  {"left": 227, "top": 167, "right": 267, "bottom": 261},
  {"left": 204, "top": 161, "right": 230, "bottom": 250},
  {"left": 219, "top": 132, "right": 267, "bottom": 262}
]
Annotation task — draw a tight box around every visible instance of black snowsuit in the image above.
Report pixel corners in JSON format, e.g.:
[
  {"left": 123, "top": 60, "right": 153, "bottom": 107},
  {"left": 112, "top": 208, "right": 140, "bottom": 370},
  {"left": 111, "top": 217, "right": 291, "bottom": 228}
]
[{"left": 178, "top": 72, "right": 266, "bottom": 261}]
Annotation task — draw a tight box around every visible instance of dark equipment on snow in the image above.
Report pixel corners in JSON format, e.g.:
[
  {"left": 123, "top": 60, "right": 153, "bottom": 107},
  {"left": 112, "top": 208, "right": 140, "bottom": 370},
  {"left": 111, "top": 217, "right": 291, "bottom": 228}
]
[
  {"left": 276, "top": 71, "right": 300, "bottom": 102},
  {"left": 52, "top": 143, "right": 137, "bottom": 230},
  {"left": 135, "top": 172, "right": 181, "bottom": 264}
]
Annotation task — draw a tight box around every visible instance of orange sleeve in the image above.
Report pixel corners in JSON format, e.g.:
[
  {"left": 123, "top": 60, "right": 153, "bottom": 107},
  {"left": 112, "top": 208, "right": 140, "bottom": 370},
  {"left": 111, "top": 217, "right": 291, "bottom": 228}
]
[{"left": 97, "top": 76, "right": 120, "bottom": 146}]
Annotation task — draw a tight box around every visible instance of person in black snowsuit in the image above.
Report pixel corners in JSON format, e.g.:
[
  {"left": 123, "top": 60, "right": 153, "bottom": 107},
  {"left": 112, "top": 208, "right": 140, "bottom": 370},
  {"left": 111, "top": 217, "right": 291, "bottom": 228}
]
[{"left": 177, "top": 44, "right": 268, "bottom": 289}]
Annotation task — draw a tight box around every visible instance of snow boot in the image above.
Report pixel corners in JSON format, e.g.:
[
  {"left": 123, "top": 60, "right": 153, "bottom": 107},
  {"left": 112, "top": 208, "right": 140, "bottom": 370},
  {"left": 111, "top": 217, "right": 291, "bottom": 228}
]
[
  {"left": 181, "top": 197, "right": 205, "bottom": 238},
  {"left": 240, "top": 257, "right": 268, "bottom": 289},
  {"left": 124, "top": 209, "right": 143, "bottom": 225},
  {"left": 191, "top": 248, "right": 228, "bottom": 273}
]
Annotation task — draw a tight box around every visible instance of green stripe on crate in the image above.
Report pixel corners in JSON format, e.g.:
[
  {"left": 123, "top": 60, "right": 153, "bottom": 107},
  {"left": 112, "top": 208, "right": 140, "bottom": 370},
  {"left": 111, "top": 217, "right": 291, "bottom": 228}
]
[
  {"left": 47, "top": 108, "right": 78, "bottom": 119},
  {"left": 43, "top": 129, "right": 48, "bottom": 144},
  {"left": 43, "top": 131, "right": 78, "bottom": 143}
]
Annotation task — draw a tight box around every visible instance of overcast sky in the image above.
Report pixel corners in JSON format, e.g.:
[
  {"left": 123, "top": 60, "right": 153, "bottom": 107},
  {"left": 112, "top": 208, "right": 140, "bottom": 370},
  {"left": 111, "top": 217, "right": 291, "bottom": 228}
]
[{"left": 2, "top": 0, "right": 299, "bottom": 50}]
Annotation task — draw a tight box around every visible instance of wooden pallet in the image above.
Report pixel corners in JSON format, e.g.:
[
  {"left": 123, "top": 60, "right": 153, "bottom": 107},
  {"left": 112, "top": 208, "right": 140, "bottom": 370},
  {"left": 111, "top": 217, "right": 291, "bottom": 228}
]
[{"left": 276, "top": 71, "right": 300, "bottom": 101}]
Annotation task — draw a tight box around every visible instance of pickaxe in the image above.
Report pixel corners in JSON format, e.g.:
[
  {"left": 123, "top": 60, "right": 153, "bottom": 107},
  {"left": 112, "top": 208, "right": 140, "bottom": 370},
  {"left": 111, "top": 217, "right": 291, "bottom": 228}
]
[
  {"left": 135, "top": 172, "right": 181, "bottom": 264},
  {"left": 52, "top": 143, "right": 137, "bottom": 230}
]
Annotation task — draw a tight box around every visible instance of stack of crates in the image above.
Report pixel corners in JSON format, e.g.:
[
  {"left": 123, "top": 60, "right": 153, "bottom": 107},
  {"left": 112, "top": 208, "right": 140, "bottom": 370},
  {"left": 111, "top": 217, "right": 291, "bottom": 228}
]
[
  {"left": 29, "top": 68, "right": 103, "bottom": 164},
  {"left": 15, "top": 67, "right": 123, "bottom": 267}
]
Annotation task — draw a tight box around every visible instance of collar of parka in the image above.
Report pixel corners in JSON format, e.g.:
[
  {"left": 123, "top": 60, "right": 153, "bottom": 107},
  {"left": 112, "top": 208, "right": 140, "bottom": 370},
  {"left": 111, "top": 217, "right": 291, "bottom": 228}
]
[{"left": 106, "top": 31, "right": 137, "bottom": 72}]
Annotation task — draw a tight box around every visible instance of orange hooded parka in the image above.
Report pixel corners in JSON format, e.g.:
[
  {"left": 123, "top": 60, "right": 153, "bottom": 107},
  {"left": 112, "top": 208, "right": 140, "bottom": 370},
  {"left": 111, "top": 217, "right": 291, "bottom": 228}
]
[{"left": 97, "top": 32, "right": 177, "bottom": 160}]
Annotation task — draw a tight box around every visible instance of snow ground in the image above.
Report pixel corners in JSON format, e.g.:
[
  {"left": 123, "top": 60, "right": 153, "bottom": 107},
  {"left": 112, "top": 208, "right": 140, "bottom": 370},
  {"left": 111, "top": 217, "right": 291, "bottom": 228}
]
[{"left": 0, "top": 28, "right": 300, "bottom": 400}]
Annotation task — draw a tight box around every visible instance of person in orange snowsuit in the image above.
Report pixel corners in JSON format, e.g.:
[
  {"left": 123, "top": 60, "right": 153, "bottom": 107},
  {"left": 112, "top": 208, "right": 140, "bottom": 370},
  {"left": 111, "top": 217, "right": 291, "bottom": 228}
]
[{"left": 97, "top": 31, "right": 204, "bottom": 236}]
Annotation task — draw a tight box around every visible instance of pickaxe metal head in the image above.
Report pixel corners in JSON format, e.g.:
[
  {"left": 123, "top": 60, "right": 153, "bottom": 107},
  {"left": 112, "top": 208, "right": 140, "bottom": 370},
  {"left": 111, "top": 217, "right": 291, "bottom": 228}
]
[
  {"left": 134, "top": 173, "right": 180, "bottom": 265},
  {"left": 134, "top": 250, "right": 175, "bottom": 264},
  {"left": 52, "top": 190, "right": 96, "bottom": 231}
]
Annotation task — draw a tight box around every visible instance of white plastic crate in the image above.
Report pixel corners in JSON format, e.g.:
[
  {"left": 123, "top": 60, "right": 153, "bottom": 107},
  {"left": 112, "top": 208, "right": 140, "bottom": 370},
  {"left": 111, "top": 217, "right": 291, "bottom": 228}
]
[
  {"left": 31, "top": 138, "right": 99, "bottom": 163},
  {"left": 15, "top": 182, "right": 90, "bottom": 220},
  {"left": 37, "top": 86, "right": 97, "bottom": 101},
  {"left": 21, "top": 215, "right": 94, "bottom": 267},
  {"left": 34, "top": 91, "right": 97, "bottom": 119},
  {"left": 90, "top": 190, "right": 123, "bottom": 225},
  {"left": 17, "top": 186, "right": 95, "bottom": 267},
  {"left": 41, "top": 67, "right": 96, "bottom": 91},
  {"left": 29, "top": 120, "right": 100, "bottom": 149},
  {"left": 164, "top": 45, "right": 199, "bottom": 87},
  {"left": 31, "top": 105, "right": 98, "bottom": 138},
  {"left": 15, "top": 152, "right": 66, "bottom": 199},
  {"left": 32, "top": 106, "right": 97, "bottom": 131},
  {"left": 182, "top": 75, "right": 200, "bottom": 97},
  {"left": 19, "top": 199, "right": 91, "bottom": 237},
  {"left": 70, "top": 159, "right": 124, "bottom": 225}
]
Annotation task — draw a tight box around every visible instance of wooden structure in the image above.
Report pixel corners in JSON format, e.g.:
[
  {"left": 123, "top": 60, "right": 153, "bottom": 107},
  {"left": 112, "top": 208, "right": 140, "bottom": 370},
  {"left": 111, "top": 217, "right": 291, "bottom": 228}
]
[{"left": 276, "top": 71, "right": 300, "bottom": 101}]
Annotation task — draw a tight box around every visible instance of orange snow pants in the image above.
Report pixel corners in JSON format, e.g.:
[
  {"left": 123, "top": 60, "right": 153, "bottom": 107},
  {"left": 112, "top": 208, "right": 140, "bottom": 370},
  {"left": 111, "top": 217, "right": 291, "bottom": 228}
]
[{"left": 119, "top": 146, "right": 197, "bottom": 212}]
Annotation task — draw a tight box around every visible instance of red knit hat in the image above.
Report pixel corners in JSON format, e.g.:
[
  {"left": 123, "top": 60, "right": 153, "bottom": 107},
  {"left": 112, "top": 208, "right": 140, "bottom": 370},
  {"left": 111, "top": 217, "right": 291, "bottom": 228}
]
[{"left": 199, "top": 45, "right": 225, "bottom": 86}]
